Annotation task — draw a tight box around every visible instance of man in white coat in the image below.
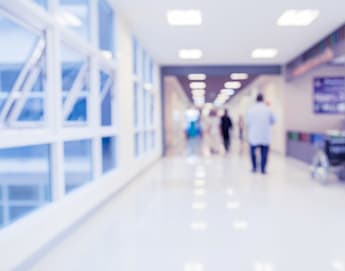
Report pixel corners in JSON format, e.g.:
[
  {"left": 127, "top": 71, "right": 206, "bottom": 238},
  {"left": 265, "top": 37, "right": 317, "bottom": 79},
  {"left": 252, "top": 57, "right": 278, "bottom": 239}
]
[{"left": 247, "top": 93, "right": 276, "bottom": 174}]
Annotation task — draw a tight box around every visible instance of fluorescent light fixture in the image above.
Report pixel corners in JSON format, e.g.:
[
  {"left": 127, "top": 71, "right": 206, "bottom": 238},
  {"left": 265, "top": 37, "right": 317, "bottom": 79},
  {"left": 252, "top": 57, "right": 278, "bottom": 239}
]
[
  {"left": 190, "top": 82, "right": 206, "bottom": 89},
  {"left": 231, "top": 73, "right": 249, "bottom": 80},
  {"left": 188, "top": 73, "right": 207, "bottom": 81},
  {"left": 226, "top": 201, "right": 241, "bottom": 209},
  {"left": 232, "top": 220, "right": 249, "bottom": 231},
  {"left": 221, "top": 89, "right": 235, "bottom": 96},
  {"left": 192, "top": 201, "right": 207, "bottom": 210},
  {"left": 56, "top": 11, "right": 82, "bottom": 27},
  {"left": 194, "top": 188, "right": 207, "bottom": 196},
  {"left": 184, "top": 262, "right": 204, "bottom": 271},
  {"left": 190, "top": 221, "right": 208, "bottom": 231},
  {"left": 167, "top": 10, "right": 202, "bottom": 26},
  {"left": 194, "top": 179, "right": 206, "bottom": 186},
  {"left": 192, "top": 89, "right": 206, "bottom": 95},
  {"left": 252, "top": 48, "right": 278, "bottom": 59},
  {"left": 224, "top": 81, "right": 241, "bottom": 89},
  {"left": 254, "top": 262, "right": 275, "bottom": 271},
  {"left": 101, "top": 50, "right": 113, "bottom": 60},
  {"left": 278, "top": 9, "right": 320, "bottom": 26},
  {"left": 179, "top": 49, "right": 203, "bottom": 59}
]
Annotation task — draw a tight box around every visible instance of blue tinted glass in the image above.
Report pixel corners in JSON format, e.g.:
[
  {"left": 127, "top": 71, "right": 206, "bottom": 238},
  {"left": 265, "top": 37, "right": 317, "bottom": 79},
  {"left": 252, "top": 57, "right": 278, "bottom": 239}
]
[
  {"left": 67, "top": 97, "right": 87, "bottom": 121},
  {"left": 100, "top": 71, "right": 113, "bottom": 126},
  {"left": 33, "top": 0, "right": 47, "bottom": 9},
  {"left": 101, "top": 137, "right": 116, "bottom": 173},
  {"left": 0, "top": 206, "right": 3, "bottom": 226},
  {"left": 134, "top": 82, "right": 139, "bottom": 128},
  {"left": 0, "top": 144, "right": 51, "bottom": 228},
  {"left": 150, "top": 94, "right": 154, "bottom": 125},
  {"left": 18, "top": 98, "right": 44, "bottom": 121},
  {"left": 133, "top": 38, "right": 138, "bottom": 75},
  {"left": 59, "top": 0, "right": 90, "bottom": 39},
  {"left": 0, "top": 14, "right": 46, "bottom": 127},
  {"left": 98, "top": 0, "right": 114, "bottom": 55},
  {"left": 151, "top": 131, "right": 155, "bottom": 149},
  {"left": 135, "top": 133, "right": 140, "bottom": 156},
  {"left": 64, "top": 140, "right": 92, "bottom": 193},
  {"left": 61, "top": 44, "right": 89, "bottom": 124}
]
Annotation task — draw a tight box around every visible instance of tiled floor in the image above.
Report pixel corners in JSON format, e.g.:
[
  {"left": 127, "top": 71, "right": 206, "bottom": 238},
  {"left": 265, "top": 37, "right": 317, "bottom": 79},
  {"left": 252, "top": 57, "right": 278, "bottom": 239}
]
[{"left": 28, "top": 147, "right": 345, "bottom": 271}]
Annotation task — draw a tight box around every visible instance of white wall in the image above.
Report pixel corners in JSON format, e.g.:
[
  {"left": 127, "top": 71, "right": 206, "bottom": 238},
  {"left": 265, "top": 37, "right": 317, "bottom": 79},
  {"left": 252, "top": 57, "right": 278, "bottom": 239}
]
[
  {"left": 285, "top": 65, "right": 345, "bottom": 132},
  {"left": 0, "top": 3, "right": 162, "bottom": 270},
  {"left": 164, "top": 76, "right": 190, "bottom": 154}
]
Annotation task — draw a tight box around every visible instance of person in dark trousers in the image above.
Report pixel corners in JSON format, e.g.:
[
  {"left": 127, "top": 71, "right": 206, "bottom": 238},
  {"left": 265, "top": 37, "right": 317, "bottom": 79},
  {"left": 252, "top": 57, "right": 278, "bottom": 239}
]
[
  {"left": 247, "top": 94, "right": 276, "bottom": 174},
  {"left": 220, "top": 109, "right": 233, "bottom": 152}
]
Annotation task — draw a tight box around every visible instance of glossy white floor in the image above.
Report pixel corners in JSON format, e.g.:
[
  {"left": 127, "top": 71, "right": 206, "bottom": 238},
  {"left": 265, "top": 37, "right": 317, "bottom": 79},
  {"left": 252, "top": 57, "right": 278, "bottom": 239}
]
[{"left": 27, "top": 145, "right": 345, "bottom": 271}]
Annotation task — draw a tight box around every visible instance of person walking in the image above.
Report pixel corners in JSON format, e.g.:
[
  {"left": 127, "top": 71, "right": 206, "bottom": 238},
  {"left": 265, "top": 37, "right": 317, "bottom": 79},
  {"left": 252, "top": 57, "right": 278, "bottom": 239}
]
[
  {"left": 220, "top": 109, "right": 233, "bottom": 152},
  {"left": 247, "top": 93, "right": 276, "bottom": 174}
]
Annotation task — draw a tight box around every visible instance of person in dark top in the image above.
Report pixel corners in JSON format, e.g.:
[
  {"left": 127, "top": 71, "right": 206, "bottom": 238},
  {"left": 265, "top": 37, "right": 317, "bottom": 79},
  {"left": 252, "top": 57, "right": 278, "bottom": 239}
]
[{"left": 220, "top": 109, "right": 233, "bottom": 152}]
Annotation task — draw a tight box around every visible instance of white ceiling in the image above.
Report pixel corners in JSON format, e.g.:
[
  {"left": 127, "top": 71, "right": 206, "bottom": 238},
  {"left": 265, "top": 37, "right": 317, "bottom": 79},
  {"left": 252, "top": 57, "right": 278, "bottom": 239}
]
[{"left": 112, "top": 0, "right": 345, "bottom": 65}]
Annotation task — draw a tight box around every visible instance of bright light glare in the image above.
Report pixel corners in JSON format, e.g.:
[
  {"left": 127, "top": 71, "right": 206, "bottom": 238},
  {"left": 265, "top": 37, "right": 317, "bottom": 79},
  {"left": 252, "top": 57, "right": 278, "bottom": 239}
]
[
  {"left": 190, "top": 82, "right": 206, "bottom": 89},
  {"left": 226, "top": 188, "right": 234, "bottom": 196},
  {"left": 226, "top": 201, "right": 241, "bottom": 209},
  {"left": 221, "top": 89, "right": 235, "bottom": 96},
  {"left": 232, "top": 220, "right": 249, "bottom": 231},
  {"left": 252, "top": 49, "right": 278, "bottom": 59},
  {"left": 56, "top": 11, "right": 82, "bottom": 27},
  {"left": 278, "top": 9, "right": 320, "bottom": 26},
  {"left": 254, "top": 262, "right": 275, "bottom": 271},
  {"left": 192, "top": 201, "right": 207, "bottom": 210},
  {"left": 184, "top": 262, "right": 204, "bottom": 271},
  {"left": 167, "top": 10, "right": 202, "bottom": 26},
  {"left": 231, "top": 73, "right": 249, "bottom": 80},
  {"left": 188, "top": 74, "right": 207, "bottom": 80},
  {"left": 179, "top": 49, "right": 203, "bottom": 59},
  {"left": 332, "top": 260, "right": 345, "bottom": 271},
  {"left": 190, "top": 221, "right": 208, "bottom": 231},
  {"left": 194, "top": 188, "right": 207, "bottom": 196},
  {"left": 194, "top": 179, "right": 206, "bottom": 187},
  {"left": 224, "top": 81, "right": 242, "bottom": 89}
]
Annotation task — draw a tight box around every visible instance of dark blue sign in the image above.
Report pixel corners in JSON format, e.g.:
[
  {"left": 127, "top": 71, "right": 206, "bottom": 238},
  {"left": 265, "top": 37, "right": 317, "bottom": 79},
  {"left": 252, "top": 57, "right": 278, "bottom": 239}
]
[{"left": 314, "top": 77, "right": 345, "bottom": 114}]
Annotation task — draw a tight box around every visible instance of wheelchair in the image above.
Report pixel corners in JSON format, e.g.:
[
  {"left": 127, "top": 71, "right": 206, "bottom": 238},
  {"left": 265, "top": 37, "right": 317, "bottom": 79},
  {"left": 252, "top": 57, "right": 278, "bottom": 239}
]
[{"left": 311, "top": 134, "right": 345, "bottom": 184}]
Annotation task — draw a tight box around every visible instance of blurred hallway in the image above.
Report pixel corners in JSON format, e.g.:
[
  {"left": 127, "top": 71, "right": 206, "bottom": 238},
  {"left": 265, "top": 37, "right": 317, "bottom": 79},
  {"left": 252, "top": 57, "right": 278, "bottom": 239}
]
[{"left": 27, "top": 149, "right": 345, "bottom": 271}]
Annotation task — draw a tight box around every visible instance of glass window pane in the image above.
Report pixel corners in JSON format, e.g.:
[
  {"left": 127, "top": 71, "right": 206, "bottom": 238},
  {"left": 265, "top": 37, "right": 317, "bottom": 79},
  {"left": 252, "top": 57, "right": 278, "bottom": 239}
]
[
  {"left": 100, "top": 70, "right": 113, "bottom": 126},
  {"left": 101, "top": 137, "right": 116, "bottom": 173},
  {"left": 0, "top": 13, "right": 47, "bottom": 128},
  {"left": 98, "top": 0, "right": 114, "bottom": 57},
  {"left": 134, "top": 132, "right": 140, "bottom": 157},
  {"left": 58, "top": 0, "right": 90, "bottom": 40},
  {"left": 0, "top": 144, "right": 51, "bottom": 228},
  {"left": 134, "top": 82, "right": 139, "bottom": 128},
  {"left": 33, "top": 0, "right": 47, "bottom": 9},
  {"left": 64, "top": 140, "right": 92, "bottom": 193},
  {"left": 61, "top": 43, "right": 89, "bottom": 125},
  {"left": 133, "top": 38, "right": 138, "bottom": 75}
]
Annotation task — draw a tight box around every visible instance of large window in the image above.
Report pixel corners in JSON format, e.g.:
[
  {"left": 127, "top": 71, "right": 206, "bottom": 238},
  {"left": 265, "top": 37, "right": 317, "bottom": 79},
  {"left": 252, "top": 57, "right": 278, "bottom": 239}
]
[
  {"left": 64, "top": 140, "right": 93, "bottom": 193},
  {"left": 0, "top": 14, "right": 46, "bottom": 128},
  {"left": 58, "top": 0, "right": 90, "bottom": 40},
  {"left": 0, "top": 144, "right": 51, "bottom": 228},
  {"left": 132, "top": 37, "right": 157, "bottom": 157},
  {"left": 61, "top": 43, "right": 89, "bottom": 125}
]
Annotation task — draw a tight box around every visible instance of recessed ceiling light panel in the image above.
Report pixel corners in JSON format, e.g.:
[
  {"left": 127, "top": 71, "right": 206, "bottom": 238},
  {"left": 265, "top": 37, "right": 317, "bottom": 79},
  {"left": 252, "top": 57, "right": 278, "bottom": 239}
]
[
  {"left": 190, "top": 82, "right": 206, "bottom": 89},
  {"left": 167, "top": 10, "right": 202, "bottom": 26},
  {"left": 231, "top": 73, "right": 249, "bottom": 80},
  {"left": 179, "top": 49, "right": 203, "bottom": 60},
  {"left": 252, "top": 48, "right": 278, "bottom": 59},
  {"left": 188, "top": 73, "right": 207, "bottom": 80},
  {"left": 278, "top": 9, "right": 320, "bottom": 26},
  {"left": 224, "top": 81, "right": 241, "bottom": 89}
]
